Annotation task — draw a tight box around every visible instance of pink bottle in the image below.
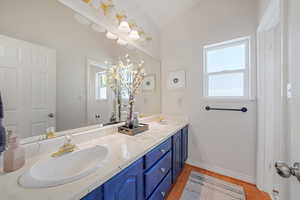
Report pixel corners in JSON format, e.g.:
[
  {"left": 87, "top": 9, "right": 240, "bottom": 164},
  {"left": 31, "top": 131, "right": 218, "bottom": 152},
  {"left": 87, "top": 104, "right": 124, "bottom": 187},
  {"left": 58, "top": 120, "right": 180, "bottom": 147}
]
[{"left": 3, "top": 130, "right": 25, "bottom": 173}]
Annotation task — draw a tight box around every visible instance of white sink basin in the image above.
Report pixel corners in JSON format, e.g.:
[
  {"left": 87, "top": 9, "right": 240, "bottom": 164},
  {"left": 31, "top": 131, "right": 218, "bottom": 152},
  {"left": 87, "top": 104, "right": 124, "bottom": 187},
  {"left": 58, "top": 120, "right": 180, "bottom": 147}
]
[{"left": 19, "top": 145, "right": 108, "bottom": 188}]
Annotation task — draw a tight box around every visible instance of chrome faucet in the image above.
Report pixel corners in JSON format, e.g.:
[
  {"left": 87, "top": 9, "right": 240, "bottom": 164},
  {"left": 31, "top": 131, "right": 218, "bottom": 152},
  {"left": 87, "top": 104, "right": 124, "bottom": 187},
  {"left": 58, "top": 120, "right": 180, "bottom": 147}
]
[{"left": 51, "top": 134, "right": 77, "bottom": 157}]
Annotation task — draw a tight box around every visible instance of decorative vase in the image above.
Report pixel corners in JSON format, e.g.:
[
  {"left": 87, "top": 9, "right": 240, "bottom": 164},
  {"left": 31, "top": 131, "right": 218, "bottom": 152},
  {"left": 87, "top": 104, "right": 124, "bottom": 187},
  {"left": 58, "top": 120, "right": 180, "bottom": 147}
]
[{"left": 126, "top": 95, "right": 135, "bottom": 129}]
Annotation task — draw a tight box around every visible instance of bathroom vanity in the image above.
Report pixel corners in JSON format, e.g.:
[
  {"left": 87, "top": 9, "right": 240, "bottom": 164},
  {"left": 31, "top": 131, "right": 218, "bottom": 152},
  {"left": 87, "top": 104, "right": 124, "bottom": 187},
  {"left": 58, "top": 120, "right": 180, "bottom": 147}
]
[
  {"left": 0, "top": 116, "right": 188, "bottom": 200},
  {"left": 82, "top": 126, "right": 188, "bottom": 200}
]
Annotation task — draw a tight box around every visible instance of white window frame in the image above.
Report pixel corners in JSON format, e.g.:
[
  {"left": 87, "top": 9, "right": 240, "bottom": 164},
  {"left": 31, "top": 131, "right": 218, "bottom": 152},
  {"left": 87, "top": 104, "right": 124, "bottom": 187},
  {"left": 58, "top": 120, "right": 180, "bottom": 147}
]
[{"left": 203, "top": 37, "right": 251, "bottom": 100}]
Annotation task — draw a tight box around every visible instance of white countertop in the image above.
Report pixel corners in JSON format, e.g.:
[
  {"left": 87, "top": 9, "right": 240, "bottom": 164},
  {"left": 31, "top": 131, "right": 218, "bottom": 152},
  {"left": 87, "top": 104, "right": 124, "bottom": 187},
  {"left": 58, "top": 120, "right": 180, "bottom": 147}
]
[{"left": 0, "top": 118, "right": 188, "bottom": 200}]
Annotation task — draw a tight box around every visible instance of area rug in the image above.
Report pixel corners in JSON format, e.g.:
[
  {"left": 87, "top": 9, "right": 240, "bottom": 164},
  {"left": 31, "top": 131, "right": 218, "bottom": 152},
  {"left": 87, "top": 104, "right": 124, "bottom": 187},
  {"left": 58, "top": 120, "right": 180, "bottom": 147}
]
[{"left": 180, "top": 171, "right": 245, "bottom": 200}]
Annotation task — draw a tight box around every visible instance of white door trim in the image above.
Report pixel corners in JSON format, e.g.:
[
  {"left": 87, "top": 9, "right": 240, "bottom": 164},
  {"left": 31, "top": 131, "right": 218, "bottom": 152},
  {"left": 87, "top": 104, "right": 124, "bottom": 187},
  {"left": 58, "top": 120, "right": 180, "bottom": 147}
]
[
  {"left": 85, "top": 57, "right": 110, "bottom": 125},
  {"left": 256, "top": 0, "right": 284, "bottom": 195},
  {"left": 258, "top": 0, "right": 280, "bottom": 32}
]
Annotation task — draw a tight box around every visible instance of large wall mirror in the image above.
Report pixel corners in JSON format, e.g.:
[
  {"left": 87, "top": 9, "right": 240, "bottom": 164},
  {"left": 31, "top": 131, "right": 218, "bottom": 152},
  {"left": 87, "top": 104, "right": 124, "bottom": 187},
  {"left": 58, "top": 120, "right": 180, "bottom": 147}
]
[{"left": 0, "top": 0, "right": 161, "bottom": 142}]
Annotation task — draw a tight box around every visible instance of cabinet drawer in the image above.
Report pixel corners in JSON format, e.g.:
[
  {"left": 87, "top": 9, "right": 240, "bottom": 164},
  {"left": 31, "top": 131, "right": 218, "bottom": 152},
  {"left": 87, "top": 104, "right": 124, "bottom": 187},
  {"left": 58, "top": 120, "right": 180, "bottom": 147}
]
[
  {"left": 145, "top": 138, "right": 172, "bottom": 170},
  {"left": 145, "top": 151, "right": 172, "bottom": 198},
  {"left": 148, "top": 171, "right": 172, "bottom": 200}
]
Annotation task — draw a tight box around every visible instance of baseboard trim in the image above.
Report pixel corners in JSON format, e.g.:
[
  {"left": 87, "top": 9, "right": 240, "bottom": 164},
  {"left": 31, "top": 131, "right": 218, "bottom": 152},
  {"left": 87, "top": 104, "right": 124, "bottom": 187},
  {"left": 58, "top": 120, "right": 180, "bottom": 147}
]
[{"left": 186, "top": 159, "right": 256, "bottom": 184}]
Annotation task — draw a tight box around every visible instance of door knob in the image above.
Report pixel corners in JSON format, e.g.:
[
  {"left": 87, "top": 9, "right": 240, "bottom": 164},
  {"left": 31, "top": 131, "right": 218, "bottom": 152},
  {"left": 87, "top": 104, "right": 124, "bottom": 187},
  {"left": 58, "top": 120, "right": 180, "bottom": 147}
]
[
  {"left": 48, "top": 113, "right": 55, "bottom": 118},
  {"left": 275, "top": 162, "right": 300, "bottom": 182}
]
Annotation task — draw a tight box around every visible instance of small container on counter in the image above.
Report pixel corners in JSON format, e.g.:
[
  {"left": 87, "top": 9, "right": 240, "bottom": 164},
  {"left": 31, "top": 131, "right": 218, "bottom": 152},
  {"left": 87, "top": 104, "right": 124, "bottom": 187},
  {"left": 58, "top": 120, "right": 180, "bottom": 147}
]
[{"left": 3, "top": 130, "right": 25, "bottom": 173}]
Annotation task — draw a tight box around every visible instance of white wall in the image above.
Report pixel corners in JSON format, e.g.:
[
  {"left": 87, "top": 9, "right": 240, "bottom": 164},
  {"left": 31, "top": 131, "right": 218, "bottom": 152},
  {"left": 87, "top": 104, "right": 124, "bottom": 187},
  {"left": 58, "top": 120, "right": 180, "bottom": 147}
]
[{"left": 161, "top": 0, "right": 258, "bottom": 183}]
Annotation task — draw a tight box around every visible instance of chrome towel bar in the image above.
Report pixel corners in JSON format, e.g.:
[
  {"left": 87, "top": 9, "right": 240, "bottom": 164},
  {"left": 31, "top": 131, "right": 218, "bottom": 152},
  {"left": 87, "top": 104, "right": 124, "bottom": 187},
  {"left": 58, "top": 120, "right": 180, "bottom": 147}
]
[{"left": 205, "top": 106, "right": 248, "bottom": 113}]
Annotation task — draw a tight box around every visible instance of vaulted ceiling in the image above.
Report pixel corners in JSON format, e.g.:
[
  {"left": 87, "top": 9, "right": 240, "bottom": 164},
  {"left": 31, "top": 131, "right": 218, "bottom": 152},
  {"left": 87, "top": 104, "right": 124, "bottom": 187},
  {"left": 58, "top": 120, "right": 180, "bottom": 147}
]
[{"left": 131, "top": 0, "right": 201, "bottom": 30}]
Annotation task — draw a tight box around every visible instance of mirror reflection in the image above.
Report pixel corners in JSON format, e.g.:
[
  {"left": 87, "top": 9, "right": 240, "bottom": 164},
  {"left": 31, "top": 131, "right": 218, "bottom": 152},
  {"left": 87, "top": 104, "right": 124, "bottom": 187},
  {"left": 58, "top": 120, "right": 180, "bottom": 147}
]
[{"left": 0, "top": 0, "right": 161, "bottom": 140}]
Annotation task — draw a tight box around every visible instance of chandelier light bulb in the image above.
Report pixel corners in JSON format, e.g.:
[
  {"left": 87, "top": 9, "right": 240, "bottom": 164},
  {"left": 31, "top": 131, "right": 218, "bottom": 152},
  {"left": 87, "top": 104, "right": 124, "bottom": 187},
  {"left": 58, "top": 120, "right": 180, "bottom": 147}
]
[
  {"left": 118, "top": 21, "right": 131, "bottom": 33},
  {"left": 106, "top": 31, "right": 118, "bottom": 40},
  {"left": 129, "top": 30, "right": 140, "bottom": 41}
]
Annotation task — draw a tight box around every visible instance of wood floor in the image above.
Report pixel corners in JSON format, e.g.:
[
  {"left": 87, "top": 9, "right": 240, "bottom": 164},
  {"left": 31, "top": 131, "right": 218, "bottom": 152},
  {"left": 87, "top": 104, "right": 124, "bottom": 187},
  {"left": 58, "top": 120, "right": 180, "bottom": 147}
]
[{"left": 166, "top": 164, "right": 271, "bottom": 200}]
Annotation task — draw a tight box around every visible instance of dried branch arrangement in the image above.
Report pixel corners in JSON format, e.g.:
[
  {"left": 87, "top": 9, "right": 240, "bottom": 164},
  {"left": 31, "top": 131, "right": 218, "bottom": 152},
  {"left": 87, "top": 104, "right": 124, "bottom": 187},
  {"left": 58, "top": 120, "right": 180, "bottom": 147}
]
[{"left": 106, "top": 54, "right": 146, "bottom": 127}]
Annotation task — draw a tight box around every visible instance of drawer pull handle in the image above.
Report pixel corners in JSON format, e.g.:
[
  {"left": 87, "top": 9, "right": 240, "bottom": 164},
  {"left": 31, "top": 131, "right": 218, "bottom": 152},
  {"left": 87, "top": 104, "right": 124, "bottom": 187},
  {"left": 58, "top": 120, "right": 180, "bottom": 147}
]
[
  {"left": 161, "top": 192, "right": 166, "bottom": 197},
  {"left": 160, "top": 168, "right": 166, "bottom": 173},
  {"left": 160, "top": 149, "right": 166, "bottom": 154}
]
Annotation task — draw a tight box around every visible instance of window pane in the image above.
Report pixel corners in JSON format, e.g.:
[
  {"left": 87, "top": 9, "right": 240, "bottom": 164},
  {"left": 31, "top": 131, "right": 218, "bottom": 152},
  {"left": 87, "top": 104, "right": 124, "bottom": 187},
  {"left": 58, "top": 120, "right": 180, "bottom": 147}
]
[
  {"left": 95, "top": 72, "right": 107, "bottom": 100},
  {"left": 100, "top": 87, "right": 107, "bottom": 99},
  {"left": 208, "top": 73, "right": 244, "bottom": 97},
  {"left": 207, "top": 44, "right": 246, "bottom": 73}
]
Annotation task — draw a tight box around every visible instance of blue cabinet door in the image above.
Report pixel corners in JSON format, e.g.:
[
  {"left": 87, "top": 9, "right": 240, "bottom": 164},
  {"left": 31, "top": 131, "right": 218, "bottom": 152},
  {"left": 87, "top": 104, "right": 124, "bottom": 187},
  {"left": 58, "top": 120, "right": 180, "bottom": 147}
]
[
  {"left": 103, "top": 158, "right": 144, "bottom": 200},
  {"left": 81, "top": 186, "right": 103, "bottom": 200},
  {"left": 182, "top": 126, "right": 188, "bottom": 163},
  {"left": 172, "top": 130, "right": 182, "bottom": 182}
]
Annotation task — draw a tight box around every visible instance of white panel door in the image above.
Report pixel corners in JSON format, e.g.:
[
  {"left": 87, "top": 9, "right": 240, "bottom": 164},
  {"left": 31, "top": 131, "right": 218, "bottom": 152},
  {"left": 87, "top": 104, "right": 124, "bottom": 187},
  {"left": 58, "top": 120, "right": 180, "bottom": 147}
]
[
  {"left": 87, "top": 63, "right": 113, "bottom": 125},
  {"left": 288, "top": 0, "right": 300, "bottom": 199},
  {"left": 0, "top": 35, "right": 56, "bottom": 138}
]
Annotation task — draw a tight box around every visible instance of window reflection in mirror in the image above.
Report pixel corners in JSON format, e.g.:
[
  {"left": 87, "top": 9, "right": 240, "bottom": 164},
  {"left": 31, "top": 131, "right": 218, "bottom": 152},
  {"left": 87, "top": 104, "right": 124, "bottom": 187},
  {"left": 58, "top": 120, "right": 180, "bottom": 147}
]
[{"left": 95, "top": 72, "right": 107, "bottom": 100}]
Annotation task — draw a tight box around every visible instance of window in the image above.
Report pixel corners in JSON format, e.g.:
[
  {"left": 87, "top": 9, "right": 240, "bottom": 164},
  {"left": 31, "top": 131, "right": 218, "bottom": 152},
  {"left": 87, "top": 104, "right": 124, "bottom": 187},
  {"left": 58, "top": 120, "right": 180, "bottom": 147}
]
[
  {"left": 203, "top": 37, "right": 251, "bottom": 99},
  {"left": 95, "top": 71, "right": 107, "bottom": 100}
]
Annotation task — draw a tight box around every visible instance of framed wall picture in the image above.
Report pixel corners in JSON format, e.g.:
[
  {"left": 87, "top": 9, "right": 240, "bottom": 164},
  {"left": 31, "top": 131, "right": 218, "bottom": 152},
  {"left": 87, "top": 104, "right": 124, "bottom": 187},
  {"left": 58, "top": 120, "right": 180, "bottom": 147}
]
[
  {"left": 167, "top": 70, "right": 185, "bottom": 89},
  {"left": 142, "top": 75, "right": 155, "bottom": 91}
]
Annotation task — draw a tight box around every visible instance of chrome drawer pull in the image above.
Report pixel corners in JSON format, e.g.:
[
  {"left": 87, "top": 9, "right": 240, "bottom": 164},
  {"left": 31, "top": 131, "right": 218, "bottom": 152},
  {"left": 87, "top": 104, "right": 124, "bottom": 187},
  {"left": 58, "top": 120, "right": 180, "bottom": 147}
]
[
  {"left": 160, "top": 168, "right": 166, "bottom": 173},
  {"left": 160, "top": 149, "right": 166, "bottom": 154},
  {"left": 161, "top": 192, "right": 166, "bottom": 197}
]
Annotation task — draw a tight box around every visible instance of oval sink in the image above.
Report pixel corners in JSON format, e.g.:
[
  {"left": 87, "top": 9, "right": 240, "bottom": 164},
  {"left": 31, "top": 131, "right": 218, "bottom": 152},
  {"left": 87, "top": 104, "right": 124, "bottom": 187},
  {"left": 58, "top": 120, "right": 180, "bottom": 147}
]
[{"left": 19, "top": 145, "right": 108, "bottom": 188}]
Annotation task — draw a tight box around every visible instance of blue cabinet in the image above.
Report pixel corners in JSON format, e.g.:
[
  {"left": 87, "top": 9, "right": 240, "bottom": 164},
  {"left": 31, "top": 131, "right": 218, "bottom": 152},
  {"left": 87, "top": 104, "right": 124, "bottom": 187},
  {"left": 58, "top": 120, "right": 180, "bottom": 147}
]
[
  {"left": 103, "top": 158, "right": 144, "bottom": 200},
  {"left": 81, "top": 186, "right": 103, "bottom": 200},
  {"left": 172, "top": 130, "right": 182, "bottom": 182},
  {"left": 81, "top": 126, "right": 189, "bottom": 200},
  {"left": 182, "top": 126, "right": 188, "bottom": 163}
]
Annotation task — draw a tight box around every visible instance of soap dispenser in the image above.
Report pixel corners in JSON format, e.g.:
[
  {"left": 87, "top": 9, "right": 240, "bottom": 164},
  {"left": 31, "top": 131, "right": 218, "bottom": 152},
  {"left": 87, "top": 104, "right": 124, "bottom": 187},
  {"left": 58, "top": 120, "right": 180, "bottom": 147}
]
[{"left": 3, "top": 130, "right": 25, "bottom": 173}]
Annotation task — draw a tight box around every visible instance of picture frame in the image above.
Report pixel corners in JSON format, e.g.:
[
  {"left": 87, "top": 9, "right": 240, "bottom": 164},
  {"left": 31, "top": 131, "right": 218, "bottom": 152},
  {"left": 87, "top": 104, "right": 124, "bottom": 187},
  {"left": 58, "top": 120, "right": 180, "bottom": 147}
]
[
  {"left": 167, "top": 70, "right": 185, "bottom": 89},
  {"left": 142, "top": 75, "right": 155, "bottom": 91}
]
